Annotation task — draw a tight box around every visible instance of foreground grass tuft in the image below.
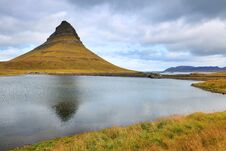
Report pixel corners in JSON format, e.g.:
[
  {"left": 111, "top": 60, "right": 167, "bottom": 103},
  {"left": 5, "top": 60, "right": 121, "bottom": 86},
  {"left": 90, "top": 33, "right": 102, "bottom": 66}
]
[{"left": 12, "top": 111, "right": 226, "bottom": 151}]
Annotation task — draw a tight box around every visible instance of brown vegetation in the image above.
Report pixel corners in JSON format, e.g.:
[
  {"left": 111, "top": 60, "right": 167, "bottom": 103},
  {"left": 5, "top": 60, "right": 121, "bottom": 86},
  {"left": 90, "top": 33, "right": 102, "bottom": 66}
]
[
  {"left": 12, "top": 111, "right": 226, "bottom": 151},
  {"left": 192, "top": 79, "right": 226, "bottom": 94}
]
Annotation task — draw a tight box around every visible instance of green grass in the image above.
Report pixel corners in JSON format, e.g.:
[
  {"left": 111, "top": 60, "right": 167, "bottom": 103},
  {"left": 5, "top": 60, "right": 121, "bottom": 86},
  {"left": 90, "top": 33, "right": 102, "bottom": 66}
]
[{"left": 12, "top": 111, "right": 226, "bottom": 151}]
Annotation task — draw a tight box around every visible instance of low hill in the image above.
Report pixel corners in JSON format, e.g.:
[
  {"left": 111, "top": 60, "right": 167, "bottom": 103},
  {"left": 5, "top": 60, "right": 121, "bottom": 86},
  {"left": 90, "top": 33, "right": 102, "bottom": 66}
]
[
  {"left": 163, "top": 66, "right": 226, "bottom": 73},
  {"left": 0, "top": 21, "right": 141, "bottom": 76}
]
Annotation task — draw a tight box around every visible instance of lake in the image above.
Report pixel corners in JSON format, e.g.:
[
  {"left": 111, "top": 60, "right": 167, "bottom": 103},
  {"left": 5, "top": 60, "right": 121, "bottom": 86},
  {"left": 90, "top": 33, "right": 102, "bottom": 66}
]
[{"left": 0, "top": 75, "right": 226, "bottom": 150}]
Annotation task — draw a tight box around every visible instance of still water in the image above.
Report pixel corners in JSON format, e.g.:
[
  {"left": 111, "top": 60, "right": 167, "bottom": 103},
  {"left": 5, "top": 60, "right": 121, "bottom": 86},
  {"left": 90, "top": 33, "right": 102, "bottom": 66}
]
[{"left": 0, "top": 75, "right": 226, "bottom": 150}]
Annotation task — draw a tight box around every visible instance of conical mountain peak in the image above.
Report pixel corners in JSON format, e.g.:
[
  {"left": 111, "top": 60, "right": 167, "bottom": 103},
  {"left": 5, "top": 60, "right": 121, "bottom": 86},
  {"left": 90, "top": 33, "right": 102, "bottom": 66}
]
[
  {"left": 47, "top": 21, "right": 81, "bottom": 42},
  {"left": 5, "top": 20, "right": 135, "bottom": 76}
]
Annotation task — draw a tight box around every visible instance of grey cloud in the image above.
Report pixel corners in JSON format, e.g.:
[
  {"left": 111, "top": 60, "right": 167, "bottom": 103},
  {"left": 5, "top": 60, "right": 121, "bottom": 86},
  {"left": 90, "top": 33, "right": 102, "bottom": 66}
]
[
  {"left": 67, "top": 0, "right": 226, "bottom": 22},
  {"left": 1, "top": 0, "right": 226, "bottom": 70},
  {"left": 0, "top": 0, "right": 69, "bottom": 20}
]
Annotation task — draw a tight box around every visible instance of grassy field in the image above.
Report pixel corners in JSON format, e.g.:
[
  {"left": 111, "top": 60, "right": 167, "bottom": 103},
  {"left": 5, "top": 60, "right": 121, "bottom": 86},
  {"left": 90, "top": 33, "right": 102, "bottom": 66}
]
[{"left": 12, "top": 111, "right": 226, "bottom": 151}]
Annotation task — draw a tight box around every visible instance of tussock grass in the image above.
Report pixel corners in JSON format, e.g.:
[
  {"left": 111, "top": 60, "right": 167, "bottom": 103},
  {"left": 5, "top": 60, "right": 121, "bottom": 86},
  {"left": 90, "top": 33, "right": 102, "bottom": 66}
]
[{"left": 12, "top": 111, "right": 226, "bottom": 151}]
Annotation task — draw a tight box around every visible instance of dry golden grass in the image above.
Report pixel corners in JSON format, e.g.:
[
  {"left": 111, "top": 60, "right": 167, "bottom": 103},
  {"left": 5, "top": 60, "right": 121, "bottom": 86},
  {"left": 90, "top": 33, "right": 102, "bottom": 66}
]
[
  {"left": 0, "top": 40, "right": 139, "bottom": 76},
  {"left": 161, "top": 72, "right": 226, "bottom": 81},
  {"left": 12, "top": 111, "right": 226, "bottom": 151},
  {"left": 161, "top": 72, "right": 226, "bottom": 95},
  {"left": 209, "top": 72, "right": 226, "bottom": 76},
  {"left": 192, "top": 79, "right": 226, "bottom": 94}
]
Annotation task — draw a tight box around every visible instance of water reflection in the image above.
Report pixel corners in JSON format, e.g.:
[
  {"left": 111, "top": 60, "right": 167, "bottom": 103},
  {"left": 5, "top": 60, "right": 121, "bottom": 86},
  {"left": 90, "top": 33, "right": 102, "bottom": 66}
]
[
  {"left": 49, "top": 76, "right": 80, "bottom": 122},
  {"left": 53, "top": 101, "right": 77, "bottom": 122},
  {"left": 1, "top": 76, "right": 226, "bottom": 151}
]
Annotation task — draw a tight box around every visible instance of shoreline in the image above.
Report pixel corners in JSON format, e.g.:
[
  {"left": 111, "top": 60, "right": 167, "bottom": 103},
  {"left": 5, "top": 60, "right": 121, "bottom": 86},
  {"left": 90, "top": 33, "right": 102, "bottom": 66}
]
[
  {"left": 191, "top": 79, "right": 226, "bottom": 95},
  {"left": 12, "top": 110, "right": 226, "bottom": 151},
  {"left": 0, "top": 70, "right": 149, "bottom": 77},
  {"left": 4, "top": 71, "right": 226, "bottom": 150},
  {"left": 150, "top": 72, "right": 226, "bottom": 95},
  {"left": 153, "top": 72, "right": 226, "bottom": 95},
  {"left": 30, "top": 72, "right": 148, "bottom": 77}
]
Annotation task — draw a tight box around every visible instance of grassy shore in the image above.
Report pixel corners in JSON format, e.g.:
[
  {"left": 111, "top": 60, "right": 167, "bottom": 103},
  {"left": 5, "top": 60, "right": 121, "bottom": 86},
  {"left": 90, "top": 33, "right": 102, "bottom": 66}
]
[
  {"left": 12, "top": 111, "right": 226, "bottom": 151},
  {"left": 0, "top": 69, "right": 147, "bottom": 77},
  {"left": 176, "top": 72, "right": 226, "bottom": 95},
  {"left": 6, "top": 72, "right": 226, "bottom": 150},
  {"left": 159, "top": 72, "right": 226, "bottom": 81},
  {"left": 192, "top": 79, "right": 226, "bottom": 94},
  {"left": 159, "top": 72, "right": 226, "bottom": 95}
]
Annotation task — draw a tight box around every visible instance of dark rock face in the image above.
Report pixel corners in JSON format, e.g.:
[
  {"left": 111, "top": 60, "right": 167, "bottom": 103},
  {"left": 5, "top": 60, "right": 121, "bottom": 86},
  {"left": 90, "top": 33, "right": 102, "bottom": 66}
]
[{"left": 47, "top": 20, "right": 81, "bottom": 42}]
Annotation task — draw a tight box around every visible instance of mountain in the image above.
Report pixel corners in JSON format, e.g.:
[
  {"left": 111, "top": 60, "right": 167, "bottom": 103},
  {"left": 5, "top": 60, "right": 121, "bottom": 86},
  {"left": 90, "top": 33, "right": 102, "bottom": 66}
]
[
  {"left": 163, "top": 66, "right": 226, "bottom": 73},
  {"left": 0, "top": 21, "right": 138, "bottom": 76}
]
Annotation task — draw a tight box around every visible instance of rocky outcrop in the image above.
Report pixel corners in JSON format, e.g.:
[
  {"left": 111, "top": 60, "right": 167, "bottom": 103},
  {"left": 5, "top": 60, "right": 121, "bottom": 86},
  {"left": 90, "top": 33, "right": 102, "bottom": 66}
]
[{"left": 47, "top": 21, "right": 81, "bottom": 43}]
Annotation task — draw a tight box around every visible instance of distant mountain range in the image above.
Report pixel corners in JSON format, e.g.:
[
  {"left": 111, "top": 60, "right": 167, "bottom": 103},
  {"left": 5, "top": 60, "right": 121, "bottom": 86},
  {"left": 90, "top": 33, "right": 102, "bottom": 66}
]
[{"left": 163, "top": 66, "right": 226, "bottom": 72}]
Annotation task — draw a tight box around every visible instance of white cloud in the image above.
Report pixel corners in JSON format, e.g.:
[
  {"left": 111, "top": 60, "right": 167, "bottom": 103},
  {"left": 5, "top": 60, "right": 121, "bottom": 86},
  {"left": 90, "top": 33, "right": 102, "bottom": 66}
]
[
  {"left": 142, "top": 19, "right": 226, "bottom": 54},
  {"left": 1, "top": 0, "right": 226, "bottom": 71},
  {"left": 0, "top": 46, "right": 34, "bottom": 61}
]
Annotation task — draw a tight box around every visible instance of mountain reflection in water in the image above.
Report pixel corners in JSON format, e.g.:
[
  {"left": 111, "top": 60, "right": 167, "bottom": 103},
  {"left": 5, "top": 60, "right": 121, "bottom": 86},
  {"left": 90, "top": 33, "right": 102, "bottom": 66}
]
[
  {"left": 53, "top": 101, "right": 77, "bottom": 122},
  {"left": 1, "top": 75, "right": 226, "bottom": 151},
  {"left": 50, "top": 76, "right": 79, "bottom": 122}
]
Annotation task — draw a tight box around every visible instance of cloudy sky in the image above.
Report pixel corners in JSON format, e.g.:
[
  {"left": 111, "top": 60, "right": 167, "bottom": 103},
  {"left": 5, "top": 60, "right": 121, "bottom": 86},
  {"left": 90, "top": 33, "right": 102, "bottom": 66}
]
[{"left": 0, "top": 0, "right": 226, "bottom": 71}]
